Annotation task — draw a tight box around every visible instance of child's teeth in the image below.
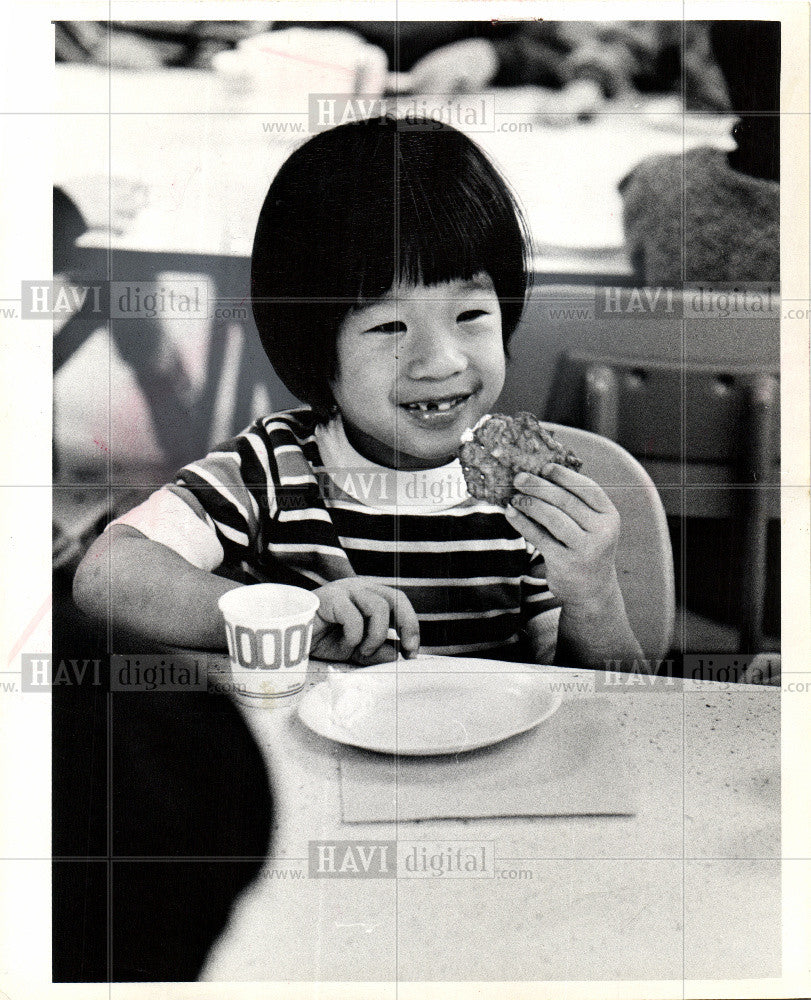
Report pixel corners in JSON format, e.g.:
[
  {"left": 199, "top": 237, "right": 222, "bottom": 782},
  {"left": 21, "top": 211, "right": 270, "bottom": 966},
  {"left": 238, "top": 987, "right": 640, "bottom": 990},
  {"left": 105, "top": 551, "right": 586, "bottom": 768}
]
[{"left": 407, "top": 396, "right": 462, "bottom": 413}]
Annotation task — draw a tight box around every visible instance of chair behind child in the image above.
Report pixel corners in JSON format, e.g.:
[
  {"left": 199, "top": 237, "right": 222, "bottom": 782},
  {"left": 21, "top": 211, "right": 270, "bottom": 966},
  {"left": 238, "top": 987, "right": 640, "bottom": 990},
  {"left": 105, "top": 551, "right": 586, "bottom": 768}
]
[{"left": 536, "top": 422, "right": 675, "bottom": 662}]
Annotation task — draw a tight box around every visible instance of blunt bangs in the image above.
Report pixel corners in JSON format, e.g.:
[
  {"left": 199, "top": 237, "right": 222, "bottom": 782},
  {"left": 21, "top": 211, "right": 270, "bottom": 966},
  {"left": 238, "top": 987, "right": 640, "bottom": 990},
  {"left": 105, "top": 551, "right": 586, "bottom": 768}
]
[{"left": 251, "top": 116, "right": 531, "bottom": 418}]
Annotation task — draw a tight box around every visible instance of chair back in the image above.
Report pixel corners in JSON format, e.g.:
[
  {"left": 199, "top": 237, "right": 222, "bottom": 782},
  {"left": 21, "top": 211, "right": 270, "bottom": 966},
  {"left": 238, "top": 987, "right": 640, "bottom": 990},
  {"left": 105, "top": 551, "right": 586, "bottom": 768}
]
[
  {"left": 540, "top": 354, "right": 780, "bottom": 653},
  {"left": 540, "top": 422, "right": 676, "bottom": 662},
  {"left": 497, "top": 284, "right": 779, "bottom": 419},
  {"left": 545, "top": 353, "right": 780, "bottom": 501}
]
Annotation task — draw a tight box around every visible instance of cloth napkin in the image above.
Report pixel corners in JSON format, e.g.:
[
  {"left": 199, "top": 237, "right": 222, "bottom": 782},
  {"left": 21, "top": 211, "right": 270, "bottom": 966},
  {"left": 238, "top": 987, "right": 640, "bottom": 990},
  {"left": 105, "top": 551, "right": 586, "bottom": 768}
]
[{"left": 339, "top": 697, "right": 636, "bottom": 823}]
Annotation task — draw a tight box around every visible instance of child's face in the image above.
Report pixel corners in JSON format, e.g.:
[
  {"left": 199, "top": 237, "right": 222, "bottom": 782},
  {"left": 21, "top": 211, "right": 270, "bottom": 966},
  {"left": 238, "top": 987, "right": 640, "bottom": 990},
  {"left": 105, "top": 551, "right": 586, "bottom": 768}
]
[{"left": 330, "top": 273, "right": 506, "bottom": 469}]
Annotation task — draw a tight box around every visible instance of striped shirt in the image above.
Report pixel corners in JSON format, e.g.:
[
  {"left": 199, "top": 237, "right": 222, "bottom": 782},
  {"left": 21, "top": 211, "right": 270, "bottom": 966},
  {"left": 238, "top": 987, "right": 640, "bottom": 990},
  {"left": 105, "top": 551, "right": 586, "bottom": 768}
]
[{"left": 113, "top": 408, "right": 560, "bottom": 660}]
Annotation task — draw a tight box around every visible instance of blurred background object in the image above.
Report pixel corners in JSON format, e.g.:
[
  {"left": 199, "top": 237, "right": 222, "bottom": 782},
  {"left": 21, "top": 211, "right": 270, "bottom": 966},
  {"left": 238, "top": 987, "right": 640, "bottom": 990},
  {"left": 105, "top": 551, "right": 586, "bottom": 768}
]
[
  {"left": 53, "top": 181, "right": 197, "bottom": 576},
  {"left": 55, "top": 19, "right": 730, "bottom": 114},
  {"left": 56, "top": 20, "right": 273, "bottom": 69},
  {"left": 709, "top": 20, "right": 780, "bottom": 182},
  {"left": 214, "top": 27, "right": 388, "bottom": 105},
  {"left": 305, "top": 20, "right": 730, "bottom": 108},
  {"left": 620, "top": 146, "right": 779, "bottom": 285},
  {"left": 619, "top": 20, "right": 779, "bottom": 286}
]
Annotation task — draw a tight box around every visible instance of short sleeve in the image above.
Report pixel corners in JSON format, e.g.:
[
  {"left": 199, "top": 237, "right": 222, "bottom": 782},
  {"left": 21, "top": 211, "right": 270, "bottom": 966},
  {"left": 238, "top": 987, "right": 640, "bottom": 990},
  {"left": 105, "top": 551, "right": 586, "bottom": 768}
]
[
  {"left": 168, "top": 431, "right": 274, "bottom": 570},
  {"left": 106, "top": 485, "right": 224, "bottom": 571}
]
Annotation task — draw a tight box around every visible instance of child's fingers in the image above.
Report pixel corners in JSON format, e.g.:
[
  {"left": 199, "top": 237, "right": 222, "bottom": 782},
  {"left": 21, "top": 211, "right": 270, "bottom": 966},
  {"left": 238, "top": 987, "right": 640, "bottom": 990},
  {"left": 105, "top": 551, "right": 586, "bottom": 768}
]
[
  {"left": 316, "top": 581, "right": 421, "bottom": 661},
  {"left": 505, "top": 503, "right": 567, "bottom": 554},
  {"left": 318, "top": 592, "right": 365, "bottom": 656},
  {"left": 532, "top": 465, "right": 613, "bottom": 513},
  {"left": 381, "top": 588, "right": 421, "bottom": 654},
  {"left": 350, "top": 590, "right": 394, "bottom": 657},
  {"left": 353, "top": 641, "right": 400, "bottom": 666},
  {"left": 357, "top": 583, "right": 420, "bottom": 655},
  {"left": 509, "top": 493, "right": 580, "bottom": 547},
  {"left": 513, "top": 474, "right": 596, "bottom": 531}
]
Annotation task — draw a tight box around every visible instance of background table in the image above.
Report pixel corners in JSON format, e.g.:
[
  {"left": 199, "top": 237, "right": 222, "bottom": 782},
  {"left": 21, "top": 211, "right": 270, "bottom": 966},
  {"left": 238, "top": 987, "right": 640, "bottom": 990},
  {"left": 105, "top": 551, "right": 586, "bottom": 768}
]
[
  {"left": 200, "top": 660, "right": 780, "bottom": 983},
  {"left": 56, "top": 66, "right": 736, "bottom": 277},
  {"left": 53, "top": 66, "right": 737, "bottom": 477}
]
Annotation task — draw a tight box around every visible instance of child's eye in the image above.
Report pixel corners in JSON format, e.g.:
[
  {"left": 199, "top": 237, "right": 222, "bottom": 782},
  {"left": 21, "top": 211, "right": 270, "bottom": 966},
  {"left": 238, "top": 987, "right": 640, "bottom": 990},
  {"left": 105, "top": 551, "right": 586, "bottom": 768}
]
[
  {"left": 457, "top": 309, "right": 489, "bottom": 322},
  {"left": 365, "top": 320, "right": 407, "bottom": 334}
]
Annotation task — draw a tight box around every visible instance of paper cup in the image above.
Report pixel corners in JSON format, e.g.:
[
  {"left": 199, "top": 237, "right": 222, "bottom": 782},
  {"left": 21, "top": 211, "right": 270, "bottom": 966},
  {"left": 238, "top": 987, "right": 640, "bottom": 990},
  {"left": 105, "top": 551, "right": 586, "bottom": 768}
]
[{"left": 218, "top": 584, "right": 320, "bottom": 706}]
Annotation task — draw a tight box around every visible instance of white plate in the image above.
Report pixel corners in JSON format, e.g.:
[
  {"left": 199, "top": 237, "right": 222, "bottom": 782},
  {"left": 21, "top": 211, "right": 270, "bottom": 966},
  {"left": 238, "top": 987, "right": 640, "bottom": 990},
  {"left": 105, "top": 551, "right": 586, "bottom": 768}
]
[{"left": 297, "top": 656, "right": 562, "bottom": 756}]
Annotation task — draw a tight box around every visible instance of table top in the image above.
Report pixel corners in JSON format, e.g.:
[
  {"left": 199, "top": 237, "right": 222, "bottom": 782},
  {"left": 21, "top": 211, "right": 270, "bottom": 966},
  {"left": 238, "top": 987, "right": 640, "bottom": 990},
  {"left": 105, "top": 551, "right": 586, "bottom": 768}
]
[
  {"left": 56, "top": 66, "right": 735, "bottom": 276},
  {"left": 199, "top": 658, "right": 780, "bottom": 983}
]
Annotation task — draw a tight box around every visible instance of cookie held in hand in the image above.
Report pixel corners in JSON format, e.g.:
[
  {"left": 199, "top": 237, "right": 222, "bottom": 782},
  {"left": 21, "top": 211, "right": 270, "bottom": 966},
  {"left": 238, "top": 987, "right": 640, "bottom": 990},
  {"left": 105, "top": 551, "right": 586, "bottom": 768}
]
[{"left": 458, "top": 412, "right": 582, "bottom": 506}]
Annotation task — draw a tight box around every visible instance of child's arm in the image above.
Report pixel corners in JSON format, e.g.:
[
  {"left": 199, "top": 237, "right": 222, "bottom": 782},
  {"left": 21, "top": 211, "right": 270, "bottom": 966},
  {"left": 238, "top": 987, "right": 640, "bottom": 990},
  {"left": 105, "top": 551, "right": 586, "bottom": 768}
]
[
  {"left": 73, "top": 524, "right": 243, "bottom": 648},
  {"left": 553, "top": 583, "right": 642, "bottom": 668},
  {"left": 506, "top": 465, "right": 643, "bottom": 668},
  {"left": 74, "top": 526, "right": 422, "bottom": 660}
]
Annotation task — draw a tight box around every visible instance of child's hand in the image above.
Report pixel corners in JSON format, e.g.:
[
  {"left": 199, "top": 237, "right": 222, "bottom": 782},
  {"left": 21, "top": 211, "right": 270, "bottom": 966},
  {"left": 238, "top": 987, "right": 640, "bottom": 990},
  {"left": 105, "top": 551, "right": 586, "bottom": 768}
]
[
  {"left": 505, "top": 464, "right": 622, "bottom": 611},
  {"left": 311, "top": 578, "right": 420, "bottom": 665}
]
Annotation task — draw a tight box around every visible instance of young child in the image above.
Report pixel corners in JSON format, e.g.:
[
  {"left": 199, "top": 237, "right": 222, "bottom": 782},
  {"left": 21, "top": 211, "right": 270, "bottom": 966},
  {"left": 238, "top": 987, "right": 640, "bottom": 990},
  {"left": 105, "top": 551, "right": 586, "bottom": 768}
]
[{"left": 74, "top": 115, "right": 642, "bottom": 668}]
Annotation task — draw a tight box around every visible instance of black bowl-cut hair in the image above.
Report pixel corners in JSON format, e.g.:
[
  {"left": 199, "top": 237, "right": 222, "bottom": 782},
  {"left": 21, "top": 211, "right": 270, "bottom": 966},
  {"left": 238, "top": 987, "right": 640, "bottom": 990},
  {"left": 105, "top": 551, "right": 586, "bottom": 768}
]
[{"left": 251, "top": 115, "right": 532, "bottom": 421}]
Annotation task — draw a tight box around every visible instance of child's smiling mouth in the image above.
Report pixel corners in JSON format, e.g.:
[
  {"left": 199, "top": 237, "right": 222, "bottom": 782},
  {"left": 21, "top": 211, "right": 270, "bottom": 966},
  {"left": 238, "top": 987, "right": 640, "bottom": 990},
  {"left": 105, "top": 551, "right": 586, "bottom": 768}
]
[{"left": 398, "top": 391, "right": 477, "bottom": 425}]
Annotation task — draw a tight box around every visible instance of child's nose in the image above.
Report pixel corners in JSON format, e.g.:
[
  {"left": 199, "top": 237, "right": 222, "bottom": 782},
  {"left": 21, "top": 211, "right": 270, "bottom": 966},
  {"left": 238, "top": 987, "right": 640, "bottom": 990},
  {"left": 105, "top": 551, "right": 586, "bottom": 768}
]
[{"left": 404, "top": 327, "right": 467, "bottom": 381}]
